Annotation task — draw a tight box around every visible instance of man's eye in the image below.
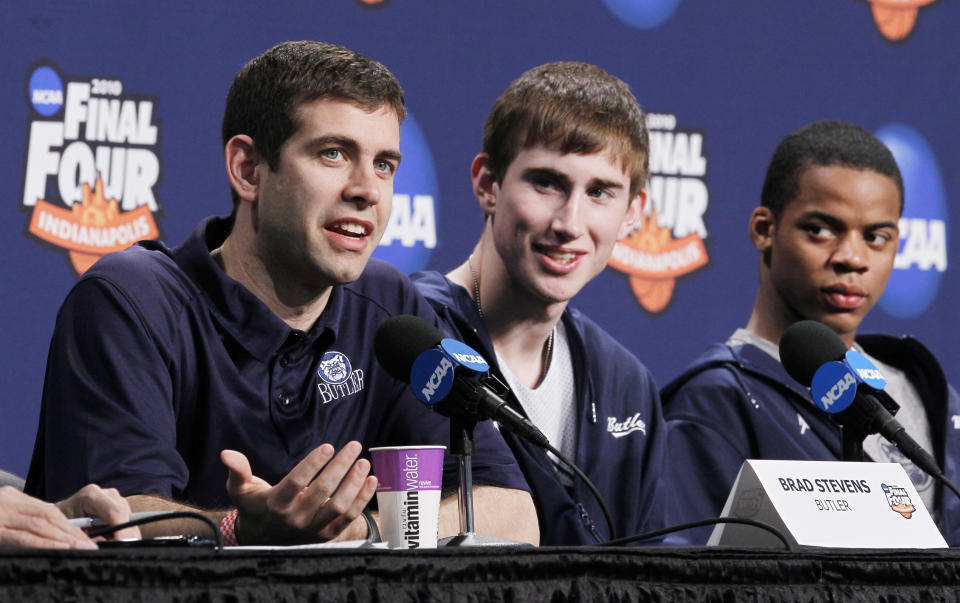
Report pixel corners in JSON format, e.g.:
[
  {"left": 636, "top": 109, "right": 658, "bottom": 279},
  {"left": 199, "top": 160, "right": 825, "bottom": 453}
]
[
  {"left": 804, "top": 224, "right": 833, "bottom": 238},
  {"left": 531, "top": 177, "right": 556, "bottom": 190},
  {"left": 588, "top": 188, "right": 611, "bottom": 200},
  {"left": 374, "top": 159, "right": 393, "bottom": 173},
  {"left": 321, "top": 149, "right": 342, "bottom": 160},
  {"left": 867, "top": 232, "right": 892, "bottom": 245}
]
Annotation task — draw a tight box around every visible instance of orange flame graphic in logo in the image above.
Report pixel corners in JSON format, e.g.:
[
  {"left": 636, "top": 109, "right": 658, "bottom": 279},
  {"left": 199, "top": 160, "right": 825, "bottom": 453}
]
[
  {"left": 608, "top": 208, "right": 708, "bottom": 313},
  {"left": 863, "top": 0, "right": 937, "bottom": 40},
  {"left": 890, "top": 501, "right": 916, "bottom": 519},
  {"left": 28, "top": 174, "right": 159, "bottom": 275}
]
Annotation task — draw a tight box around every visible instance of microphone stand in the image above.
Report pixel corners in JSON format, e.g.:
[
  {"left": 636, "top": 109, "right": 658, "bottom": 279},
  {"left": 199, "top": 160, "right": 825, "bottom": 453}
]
[
  {"left": 439, "top": 381, "right": 530, "bottom": 547},
  {"left": 841, "top": 425, "right": 867, "bottom": 462}
]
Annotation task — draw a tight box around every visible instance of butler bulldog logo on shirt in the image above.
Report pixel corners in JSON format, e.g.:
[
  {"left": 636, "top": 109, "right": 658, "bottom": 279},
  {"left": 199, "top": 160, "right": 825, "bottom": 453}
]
[
  {"left": 862, "top": 0, "right": 938, "bottom": 41},
  {"left": 21, "top": 62, "right": 162, "bottom": 276},
  {"left": 608, "top": 112, "right": 710, "bottom": 313},
  {"left": 317, "top": 351, "right": 365, "bottom": 403}
]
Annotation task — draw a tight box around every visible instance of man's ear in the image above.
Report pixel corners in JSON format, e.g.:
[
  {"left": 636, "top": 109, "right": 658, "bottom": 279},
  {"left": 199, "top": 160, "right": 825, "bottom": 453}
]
[
  {"left": 618, "top": 190, "right": 646, "bottom": 240},
  {"left": 471, "top": 153, "right": 499, "bottom": 216},
  {"left": 749, "top": 206, "right": 776, "bottom": 253},
  {"left": 225, "top": 135, "right": 262, "bottom": 203}
]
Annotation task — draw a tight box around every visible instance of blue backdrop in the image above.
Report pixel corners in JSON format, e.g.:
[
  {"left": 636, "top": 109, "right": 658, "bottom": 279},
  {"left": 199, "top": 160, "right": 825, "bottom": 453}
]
[{"left": 2, "top": 0, "right": 956, "bottom": 477}]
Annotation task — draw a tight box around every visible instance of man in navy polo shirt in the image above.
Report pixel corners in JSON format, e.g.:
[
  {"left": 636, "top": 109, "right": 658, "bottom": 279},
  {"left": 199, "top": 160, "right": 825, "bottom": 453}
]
[
  {"left": 26, "top": 41, "right": 537, "bottom": 545},
  {"left": 413, "top": 63, "right": 668, "bottom": 545}
]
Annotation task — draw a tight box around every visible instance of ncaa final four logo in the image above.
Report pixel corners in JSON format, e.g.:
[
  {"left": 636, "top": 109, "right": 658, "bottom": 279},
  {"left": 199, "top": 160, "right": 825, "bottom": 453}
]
[
  {"left": 21, "top": 62, "right": 163, "bottom": 275},
  {"left": 608, "top": 112, "right": 710, "bottom": 313}
]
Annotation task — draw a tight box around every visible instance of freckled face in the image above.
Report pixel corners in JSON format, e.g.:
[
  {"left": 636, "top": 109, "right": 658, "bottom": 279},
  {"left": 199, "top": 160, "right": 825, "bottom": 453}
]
[{"left": 488, "top": 146, "right": 641, "bottom": 304}]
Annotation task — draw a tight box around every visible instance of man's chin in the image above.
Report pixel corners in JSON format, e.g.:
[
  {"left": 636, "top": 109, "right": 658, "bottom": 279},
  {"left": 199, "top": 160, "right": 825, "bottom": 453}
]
[{"left": 811, "top": 314, "right": 864, "bottom": 342}]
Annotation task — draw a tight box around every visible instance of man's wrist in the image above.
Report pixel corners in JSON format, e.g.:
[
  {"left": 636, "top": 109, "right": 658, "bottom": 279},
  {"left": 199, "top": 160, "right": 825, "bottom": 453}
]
[{"left": 220, "top": 509, "right": 240, "bottom": 546}]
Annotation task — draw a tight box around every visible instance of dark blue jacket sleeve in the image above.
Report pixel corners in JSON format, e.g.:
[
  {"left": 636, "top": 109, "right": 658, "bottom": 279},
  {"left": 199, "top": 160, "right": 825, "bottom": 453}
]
[
  {"left": 26, "top": 275, "right": 186, "bottom": 501},
  {"left": 663, "top": 369, "right": 755, "bottom": 545},
  {"left": 941, "top": 384, "right": 960, "bottom": 545}
]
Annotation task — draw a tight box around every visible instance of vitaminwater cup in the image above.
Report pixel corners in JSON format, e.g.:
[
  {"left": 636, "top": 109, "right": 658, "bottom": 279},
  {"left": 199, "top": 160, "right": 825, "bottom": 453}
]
[{"left": 369, "top": 445, "right": 445, "bottom": 549}]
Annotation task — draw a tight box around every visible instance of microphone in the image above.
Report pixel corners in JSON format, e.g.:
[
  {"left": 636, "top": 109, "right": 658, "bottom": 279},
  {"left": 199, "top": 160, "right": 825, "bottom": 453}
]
[
  {"left": 779, "top": 320, "right": 942, "bottom": 480},
  {"left": 374, "top": 315, "right": 549, "bottom": 448}
]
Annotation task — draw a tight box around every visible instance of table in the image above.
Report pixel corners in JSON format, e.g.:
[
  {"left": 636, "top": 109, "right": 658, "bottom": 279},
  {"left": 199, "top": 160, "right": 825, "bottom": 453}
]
[{"left": 2, "top": 545, "right": 957, "bottom": 601}]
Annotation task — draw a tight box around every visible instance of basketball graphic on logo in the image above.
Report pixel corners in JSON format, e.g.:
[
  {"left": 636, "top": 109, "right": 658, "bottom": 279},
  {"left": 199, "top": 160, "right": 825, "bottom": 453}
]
[{"left": 866, "top": 0, "right": 936, "bottom": 40}]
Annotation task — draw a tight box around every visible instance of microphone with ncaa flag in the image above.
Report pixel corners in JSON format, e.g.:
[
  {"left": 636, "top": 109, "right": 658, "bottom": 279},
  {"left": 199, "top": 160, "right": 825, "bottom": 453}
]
[
  {"left": 374, "top": 314, "right": 548, "bottom": 447},
  {"left": 374, "top": 314, "right": 618, "bottom": 541},
  {"left": 779, "top": 320, "right": 944, "bottom": 482}
]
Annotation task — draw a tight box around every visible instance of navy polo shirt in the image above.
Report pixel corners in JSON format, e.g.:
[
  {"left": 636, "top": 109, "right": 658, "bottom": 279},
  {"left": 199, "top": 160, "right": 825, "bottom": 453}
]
[{"left": 26, "top": 217, "right": 528, "bottom": 507}]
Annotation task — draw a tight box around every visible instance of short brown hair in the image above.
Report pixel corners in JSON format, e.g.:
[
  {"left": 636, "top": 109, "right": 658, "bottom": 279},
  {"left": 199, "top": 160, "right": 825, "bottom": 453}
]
[
  {"left": 222, "top": 41, "right": 405, "bottom": 207},
  {"left": 482, "top": 62, "right": 648, "bottom": 198}
]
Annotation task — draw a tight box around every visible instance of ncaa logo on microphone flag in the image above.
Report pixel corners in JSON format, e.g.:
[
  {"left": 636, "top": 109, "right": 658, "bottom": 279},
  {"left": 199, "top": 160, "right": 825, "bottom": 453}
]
[
  {"left": 20, "top": 61, "right": 163, "bottom": 276},
  {"left": 608, "top": 112, "right": 711, "bottom": 314},
  {"left": 811, "top": 362, "right": 857, "bottom": 414},
  {"left": 412, "top": 349, "right": 455, "bottom": 404},
  {"left": 845, "top": 350, "right": 887, "bottom": 390},
  {"left": 874, "top": 124, "right": 948, "bottom": 319},
  {"left": 439, "top": 338, "right": 490, "bottom": 373},
  {"left": 373, "top": 115, "right": 438, "bottom": 273}
]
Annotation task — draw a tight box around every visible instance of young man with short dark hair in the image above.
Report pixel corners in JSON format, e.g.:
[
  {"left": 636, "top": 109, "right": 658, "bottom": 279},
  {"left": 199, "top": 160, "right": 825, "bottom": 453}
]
[
  {"left": 413, "top": 62, "right": 667, "bottom": 545},
  {"left": 26, "top": 41, "right": 537, "bottom": 545},
  {"left": 662, "top": 120, "right": 960, "bottom": 545}
]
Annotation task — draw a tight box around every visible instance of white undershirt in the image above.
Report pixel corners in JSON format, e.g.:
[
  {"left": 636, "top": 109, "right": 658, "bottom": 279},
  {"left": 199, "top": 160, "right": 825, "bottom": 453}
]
[{"left": 496, "top": 321, "right": 577, "bottom": 486}]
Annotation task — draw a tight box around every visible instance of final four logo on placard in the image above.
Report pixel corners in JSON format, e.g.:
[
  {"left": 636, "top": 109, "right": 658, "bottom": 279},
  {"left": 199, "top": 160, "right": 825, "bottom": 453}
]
[
  {"left": 881, "top": 483, "right": 916, "bottom": 519},
  {"left": 21, "top": 61, "right": 163, "bottom": 276}
]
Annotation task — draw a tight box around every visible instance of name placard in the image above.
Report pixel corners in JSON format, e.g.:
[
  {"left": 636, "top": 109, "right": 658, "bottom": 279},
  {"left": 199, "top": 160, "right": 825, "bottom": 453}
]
[{"left": 708, "top": 460, "right": 946, "bottom": 548}]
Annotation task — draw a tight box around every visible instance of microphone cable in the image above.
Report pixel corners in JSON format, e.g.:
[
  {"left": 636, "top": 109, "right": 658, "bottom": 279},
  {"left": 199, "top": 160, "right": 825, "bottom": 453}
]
[
  {"left": 86, "top": 511, "right": 223, "bottom": 549},
  {"left": 600, "top": 517, "right": 793, "bottom": 550}
]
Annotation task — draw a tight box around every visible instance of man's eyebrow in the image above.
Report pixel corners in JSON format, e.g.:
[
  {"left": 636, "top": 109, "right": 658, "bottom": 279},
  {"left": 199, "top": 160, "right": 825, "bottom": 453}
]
[
  {"left": 798, "top": 211, "right": 843, "bottom": 227},
  {"left": 522, "top": 167, "right": 570, "bottom": 186},
  {"left": 306, "top": 135, "right": 358, "bottom": 153},
  {"left": 378, "top": 149, "right": 403, "bottom": 165},
  {"left": 588, "top": 177, "right": 626, "bottom": 190}
]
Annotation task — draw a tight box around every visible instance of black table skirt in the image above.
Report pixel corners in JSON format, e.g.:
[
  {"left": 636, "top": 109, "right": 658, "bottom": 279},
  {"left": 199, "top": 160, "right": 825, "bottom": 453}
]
[{"left": 1, "top": 545, "right": 958, "bottom": 602}]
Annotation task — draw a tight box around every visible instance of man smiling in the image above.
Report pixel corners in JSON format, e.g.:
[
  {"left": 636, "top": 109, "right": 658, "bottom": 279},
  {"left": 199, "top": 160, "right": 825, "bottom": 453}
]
[
  {"left": 413, "top": 62, "right": 668, "bottom": 545},
  {"left": 662, "top": 120, "right": 960, "bottom": 545},
  {"left": 26, "top": 41, "right": 537, "bottom": 546}
]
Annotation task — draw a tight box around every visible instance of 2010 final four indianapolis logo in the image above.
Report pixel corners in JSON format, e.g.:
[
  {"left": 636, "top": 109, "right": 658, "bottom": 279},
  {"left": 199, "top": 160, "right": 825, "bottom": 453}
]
[
  {"left": 608, "top": 112, "right": 710, "bottom": 314},
  {"left": 21, "top": 62, "right": 162, "bottom": 275}
]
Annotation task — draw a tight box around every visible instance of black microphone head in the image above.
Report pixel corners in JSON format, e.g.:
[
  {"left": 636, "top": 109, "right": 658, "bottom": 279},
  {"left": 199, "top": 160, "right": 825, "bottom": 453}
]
[
  {"left": 374, "top": 314, "right": 445, "bottom": 383},
  {"left": 779, "top": 320, "right": 848, "bottom": 386}
]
